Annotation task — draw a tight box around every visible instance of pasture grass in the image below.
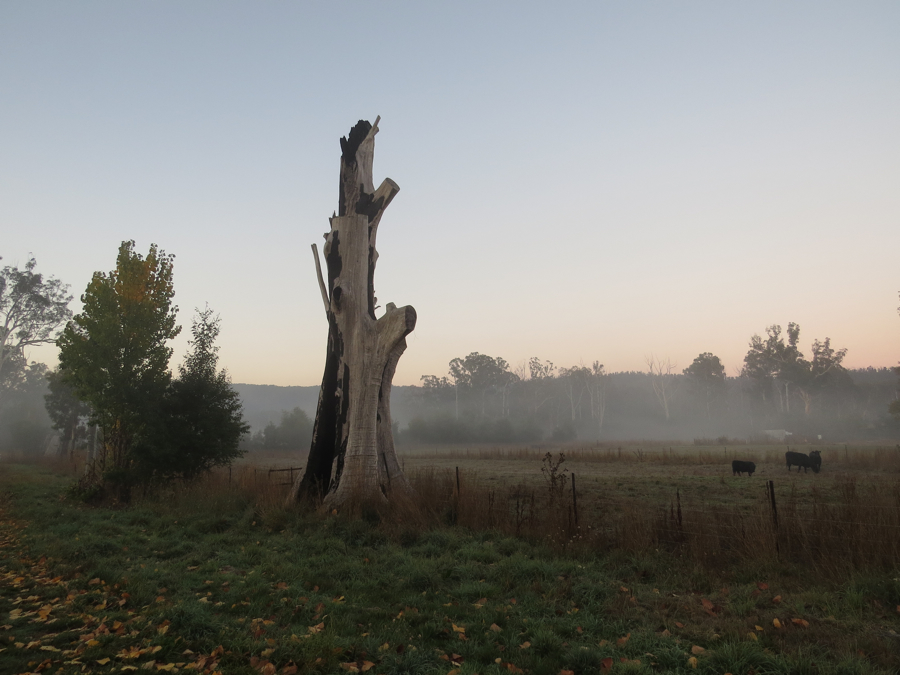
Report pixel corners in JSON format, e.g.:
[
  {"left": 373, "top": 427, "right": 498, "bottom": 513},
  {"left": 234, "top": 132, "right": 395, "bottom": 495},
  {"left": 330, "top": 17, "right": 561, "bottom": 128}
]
[{"left": 1, "top": 446, "right": 899, "bottom": 675}]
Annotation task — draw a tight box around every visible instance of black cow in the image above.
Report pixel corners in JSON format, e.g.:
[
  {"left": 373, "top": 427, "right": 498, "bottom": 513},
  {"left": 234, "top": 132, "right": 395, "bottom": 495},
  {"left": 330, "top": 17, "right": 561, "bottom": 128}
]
[
  {"left": 731, "top": 460, "right": 756, "bottom": 476},
  {"left": 785, "top": 450, "right": 822, "bottom": 473}
]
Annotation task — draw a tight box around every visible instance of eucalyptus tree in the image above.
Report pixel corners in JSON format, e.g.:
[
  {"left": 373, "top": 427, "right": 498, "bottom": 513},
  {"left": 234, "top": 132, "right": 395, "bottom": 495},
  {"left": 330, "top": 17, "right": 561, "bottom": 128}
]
[
  {"left": 683, "top": 352, "right": 726, "bottom": 421},
  {"left": 0, "top": 256, "right": 72, "bottom": 405}
]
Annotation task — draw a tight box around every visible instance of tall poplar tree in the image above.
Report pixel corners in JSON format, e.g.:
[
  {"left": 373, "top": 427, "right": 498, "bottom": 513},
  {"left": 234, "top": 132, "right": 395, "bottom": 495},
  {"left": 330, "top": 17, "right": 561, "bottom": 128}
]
[{"left": 57, "top": 240, "right": 179, "bottom": 499}]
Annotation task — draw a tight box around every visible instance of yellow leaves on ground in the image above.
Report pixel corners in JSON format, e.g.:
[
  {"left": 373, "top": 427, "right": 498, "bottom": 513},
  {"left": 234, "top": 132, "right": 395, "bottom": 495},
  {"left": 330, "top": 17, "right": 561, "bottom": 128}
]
[
  {"left": 600, "top": 657, "right": 614, "bottom": 673},
  {"left": 691, "top": 645, "right": 705, "bottom": 655},
  {"left": 339, "top": 661, "right": 374, "bottom": 673},
  {"left": 792, "top": 618, "right": 810, "bottom": 627},
  {"left": 307, "top": 622, "right": 325, "bottom": 635},
  {"left": 519, "top": 640, "right": 531, "bottom": 649},
  {"left": 490, "top": 623, "right": 502, "bottom": 632},
  {"left": 773, "top": 618, "right": 783, "bottom": 629},
  {"left": 748, "top": 632, "right": 758, "bottom": 641},
  {"left": 688, "top": 656, "right": 699, "bottom": 668},
  {"left": 616, "top": 633, "right": 630, "bottom": 647},
  {"left": 772, "top": 595, "right": 783, "bottom": 604}
]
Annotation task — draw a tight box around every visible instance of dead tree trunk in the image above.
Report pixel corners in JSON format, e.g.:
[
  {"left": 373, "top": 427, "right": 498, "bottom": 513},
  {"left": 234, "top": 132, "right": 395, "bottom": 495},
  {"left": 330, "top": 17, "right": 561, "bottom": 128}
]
[{"left": 289, "top": 118, "right": 416, "bottom": 509}]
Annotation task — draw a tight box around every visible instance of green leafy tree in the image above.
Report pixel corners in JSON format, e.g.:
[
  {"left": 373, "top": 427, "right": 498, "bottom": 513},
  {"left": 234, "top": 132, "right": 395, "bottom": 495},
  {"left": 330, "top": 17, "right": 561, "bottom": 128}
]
[
  {"left": 57, "top": 241, "right": 180, "bottom": 498},
  {"left": 683, "top": 352, "right": 727, "bottom": 421},
  {"left": 136, "top": 307, "right": 249, "bottom": 480},
  {"left": 0, "top": 256, "right": 72, "bottom": 405}
]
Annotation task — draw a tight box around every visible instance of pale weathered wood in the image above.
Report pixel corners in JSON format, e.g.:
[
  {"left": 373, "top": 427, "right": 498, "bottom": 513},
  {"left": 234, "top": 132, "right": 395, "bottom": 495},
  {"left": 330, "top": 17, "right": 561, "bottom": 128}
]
[
  {"left": 290, "top": 118, "right": 415, "bottom": 509},
  {"left": 311, "top": 244, "right": 329, "bottom": 315}
]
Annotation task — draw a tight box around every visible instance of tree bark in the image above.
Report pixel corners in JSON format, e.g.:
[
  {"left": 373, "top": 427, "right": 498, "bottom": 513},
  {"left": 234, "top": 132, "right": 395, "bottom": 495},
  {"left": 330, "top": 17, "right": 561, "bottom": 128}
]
[{"left": 290, "top": 118, "right": 416, "bottom": 509}]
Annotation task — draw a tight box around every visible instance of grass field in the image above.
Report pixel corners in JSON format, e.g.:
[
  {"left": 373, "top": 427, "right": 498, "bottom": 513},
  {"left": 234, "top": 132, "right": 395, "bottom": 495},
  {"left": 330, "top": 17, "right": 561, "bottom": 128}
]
[{"left": 2, "top": 444, "right": 900, "bottom": 675}]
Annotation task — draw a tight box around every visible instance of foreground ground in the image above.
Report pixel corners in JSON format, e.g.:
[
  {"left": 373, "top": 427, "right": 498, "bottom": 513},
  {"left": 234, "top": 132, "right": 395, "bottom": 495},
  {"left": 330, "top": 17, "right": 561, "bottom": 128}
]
[{"left": 1, "top": 447, "right": 900, "bottom": 675}]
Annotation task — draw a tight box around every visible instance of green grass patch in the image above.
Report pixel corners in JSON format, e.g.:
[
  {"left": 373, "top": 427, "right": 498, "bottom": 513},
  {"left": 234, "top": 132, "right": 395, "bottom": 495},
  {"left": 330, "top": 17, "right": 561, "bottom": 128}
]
[{"left": 1, "top": 462, "right": 899, "bottom": 675}]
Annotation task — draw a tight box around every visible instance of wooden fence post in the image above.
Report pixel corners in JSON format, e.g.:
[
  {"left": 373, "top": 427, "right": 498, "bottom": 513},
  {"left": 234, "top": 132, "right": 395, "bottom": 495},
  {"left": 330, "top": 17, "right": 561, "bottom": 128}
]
[
  {"left": 767, "top": 479, "right": 780, "bottom": 555},
  {"left": 571, "top": 473, "right": 578, "bottom": 527}
]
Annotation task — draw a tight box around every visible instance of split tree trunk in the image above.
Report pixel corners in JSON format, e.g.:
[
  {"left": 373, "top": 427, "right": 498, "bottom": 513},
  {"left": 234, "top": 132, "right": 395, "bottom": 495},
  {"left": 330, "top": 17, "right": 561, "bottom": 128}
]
[{"left": 289, "top": 118, "right": 416, "bottom": 509}]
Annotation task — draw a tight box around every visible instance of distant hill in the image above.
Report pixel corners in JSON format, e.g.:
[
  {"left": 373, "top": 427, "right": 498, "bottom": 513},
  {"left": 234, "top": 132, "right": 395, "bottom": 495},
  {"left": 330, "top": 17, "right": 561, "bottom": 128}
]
[
  {"left": 233, "top": 383, "right": 420, "bottom": 433},
  {"left": 232, "top": 384, "right": 320, "bottom": 432}
]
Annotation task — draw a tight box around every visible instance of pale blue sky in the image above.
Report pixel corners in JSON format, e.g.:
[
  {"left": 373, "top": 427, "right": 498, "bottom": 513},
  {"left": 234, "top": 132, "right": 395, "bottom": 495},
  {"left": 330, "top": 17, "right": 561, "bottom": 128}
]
[{"left": 2, "top": 2, "right": 898, "bottom": 385}]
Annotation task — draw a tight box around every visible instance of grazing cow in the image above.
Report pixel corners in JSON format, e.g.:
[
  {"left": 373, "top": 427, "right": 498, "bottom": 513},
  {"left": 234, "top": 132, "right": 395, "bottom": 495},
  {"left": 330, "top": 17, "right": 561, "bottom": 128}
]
[
  {"left": 785, "top": 450, "right": 822, "bottom": 474},
  {"left": 731, "top": 460, "right": 756, "bottom": 476}
]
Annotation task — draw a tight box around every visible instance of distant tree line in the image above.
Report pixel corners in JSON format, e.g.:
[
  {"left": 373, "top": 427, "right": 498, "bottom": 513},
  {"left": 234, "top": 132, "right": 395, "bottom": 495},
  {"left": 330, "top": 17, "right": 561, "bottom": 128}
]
[
  {"left": 3, "top": 252, "right": 899, "bottom": 457},
  {"left": 406, "top": 322, "right": 900, "bottom": 443}
]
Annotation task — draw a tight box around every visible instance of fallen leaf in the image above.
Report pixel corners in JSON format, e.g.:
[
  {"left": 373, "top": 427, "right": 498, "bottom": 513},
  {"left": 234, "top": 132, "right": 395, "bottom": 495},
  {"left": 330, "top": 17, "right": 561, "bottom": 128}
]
[
  {"left": 339, "top": 663, "right": 359, "bottom": 673},
  {"left": 757, "top": 582, "right": 769, "bottom": 590},
  {"left": 600, "top": 657, "right": 614, "bottom": 674},
  {"left": 691, "top": 645, "right": 705, "bottom": 655},
  {"left": 747, "top": 632, "right": 758, "bottom": 641},
  {"left": 452, "top": 623, "right": 465, "bottom": 633},
  {"left": 660, "top": 629, "right": 671, "bottom": 637},
  {"left": 281, "top": 667, "right": 298, "bottom": 675},
  {"left": 89, "top": 578, "right": 101, "bottom": 586},
  {"left": 490, "top": 623, "right": 502, "bottom": 633},
  {"left": 560, "top": 670, "right": 575, "bottom": 675},
  {"left": 675, "top": 622, "right": 685, "bottom": 629},
  {"left": 617, "top": 632, "right": 630, "bottom": 647},
  {"left": 688, "top": 656, "right": 698, "bottom": 669},
  {"left": 773, "top": 618, "right": 782, "bottom": 629},
  {"left": 40, "top": 645, "right": 61, "bottom": 652},
  {"left": 519, "top": 641, "right": 531, "bottom": 649},
  {"left": 792, "top": 618, "right": 810, "bottom": 628},
  {"left": 308, "top": 622, "right": 325, "bottom": 634},
  {"left": 97, "top": 657, "right": 111, "bottom": 665},
  {"left": 755, "top": 625, "right": 764, "bottom": 631},
  {"left": 772, "top": 595, "right": 782, "bottom": 604}
]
